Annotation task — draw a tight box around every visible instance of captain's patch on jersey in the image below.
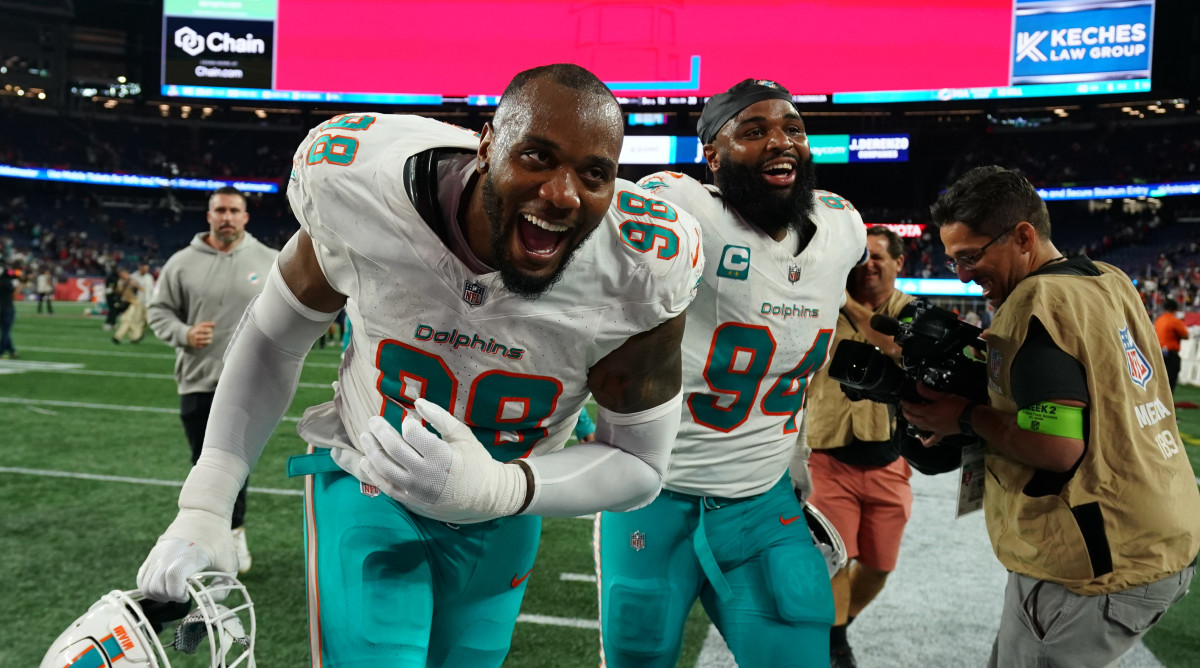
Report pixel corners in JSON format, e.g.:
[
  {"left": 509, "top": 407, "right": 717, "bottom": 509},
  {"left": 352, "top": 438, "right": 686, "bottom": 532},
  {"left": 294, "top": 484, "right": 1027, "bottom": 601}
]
[
  {"left": 1119, "top": 325, "right": 1153, "bottom": 389},
  {"left": 463, "top": 281, "right": 486, "bottom": 306},
  {"left": 717, "top": 245, "right": 751, "bottom": 280}
]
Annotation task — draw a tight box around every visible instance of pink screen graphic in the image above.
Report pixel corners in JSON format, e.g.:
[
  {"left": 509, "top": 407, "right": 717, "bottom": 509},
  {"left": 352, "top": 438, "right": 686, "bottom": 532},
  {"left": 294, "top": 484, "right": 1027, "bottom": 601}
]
[{"left": 274, "top": 0, "right": 1013, "bottom": 97}]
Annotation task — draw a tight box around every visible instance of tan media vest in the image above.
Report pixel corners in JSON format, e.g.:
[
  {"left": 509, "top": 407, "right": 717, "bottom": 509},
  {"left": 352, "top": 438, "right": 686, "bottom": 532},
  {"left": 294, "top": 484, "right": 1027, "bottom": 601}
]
[
  {"left": 984, "top": 261, "right": 1199, "bottom": 594},
  {"left": 808, "top": 289, "right": 914, "bottom": 450}
]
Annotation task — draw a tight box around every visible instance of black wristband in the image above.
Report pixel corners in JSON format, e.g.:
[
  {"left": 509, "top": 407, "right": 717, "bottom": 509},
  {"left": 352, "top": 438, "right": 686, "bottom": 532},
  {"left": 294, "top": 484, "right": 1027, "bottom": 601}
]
[
  {"left": 511, "top": 459, "right": 535, "bottom": 515},
  {"left": 958, "top": 401, "right": 979, "bottom": 437}
]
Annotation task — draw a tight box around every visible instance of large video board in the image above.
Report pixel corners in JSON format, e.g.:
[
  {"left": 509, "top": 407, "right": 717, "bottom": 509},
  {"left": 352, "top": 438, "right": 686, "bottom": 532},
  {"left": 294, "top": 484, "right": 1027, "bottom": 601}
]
[{"left": 162, "top": 0, "right": 1154, "bottom": 105}]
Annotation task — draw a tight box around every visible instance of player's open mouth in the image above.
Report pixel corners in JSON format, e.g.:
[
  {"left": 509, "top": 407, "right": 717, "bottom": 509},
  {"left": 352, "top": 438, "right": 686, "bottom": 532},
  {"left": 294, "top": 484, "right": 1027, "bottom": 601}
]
[
  {"left": 761, "top": 159, "right": 796, "bottom": 187},
  {"left": 516, "top": 212, "right": 570, "bottom": 266}
]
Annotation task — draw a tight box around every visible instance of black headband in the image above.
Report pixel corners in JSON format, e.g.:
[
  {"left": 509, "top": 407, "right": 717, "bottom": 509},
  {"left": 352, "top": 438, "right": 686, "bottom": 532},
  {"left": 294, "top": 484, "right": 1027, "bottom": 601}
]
[{"left": 697, "top": 79, "right": 795, "bottom": 145}]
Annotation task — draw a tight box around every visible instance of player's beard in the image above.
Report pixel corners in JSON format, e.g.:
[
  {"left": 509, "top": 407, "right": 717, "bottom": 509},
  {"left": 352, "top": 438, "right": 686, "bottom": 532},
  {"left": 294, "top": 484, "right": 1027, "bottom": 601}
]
[
  {"left": 482, "top": 173, "right": 589, "bottom": 299},
  {"left": 715, "top": 152, "right": 818, "bottom": 240}
]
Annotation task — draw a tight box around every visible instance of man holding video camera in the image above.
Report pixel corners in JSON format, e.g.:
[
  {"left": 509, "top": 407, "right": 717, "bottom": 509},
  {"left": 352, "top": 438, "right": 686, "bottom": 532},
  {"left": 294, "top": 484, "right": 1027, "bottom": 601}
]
[
  {"left": 802, "top": 225, "right": 914, "bottom": 668},
  {"left": 902, "top": 165, "right": 1200, "bottom": 667}
]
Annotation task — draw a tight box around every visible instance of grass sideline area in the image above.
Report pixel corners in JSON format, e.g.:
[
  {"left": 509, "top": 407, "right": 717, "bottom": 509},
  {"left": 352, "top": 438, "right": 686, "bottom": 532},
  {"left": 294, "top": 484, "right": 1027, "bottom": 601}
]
[
  {"left": 0, "top": 303, "right": 711, "bottom": 668},
  {"left": 2, "top": 301, "right": 1199, "bottom": 666}
]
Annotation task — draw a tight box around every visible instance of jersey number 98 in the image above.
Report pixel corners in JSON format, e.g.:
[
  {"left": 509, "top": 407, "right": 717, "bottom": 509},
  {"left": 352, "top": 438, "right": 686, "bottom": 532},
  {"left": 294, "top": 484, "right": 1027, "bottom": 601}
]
[{"left": 375, "top": 341, "right": 564, "bottom": 460}]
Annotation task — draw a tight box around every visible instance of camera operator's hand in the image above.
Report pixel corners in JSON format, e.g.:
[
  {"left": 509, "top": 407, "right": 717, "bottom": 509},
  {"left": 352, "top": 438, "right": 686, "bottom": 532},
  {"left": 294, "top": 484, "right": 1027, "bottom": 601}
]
[
  {"left": 900, "top": 382, "right": 971, "bottom": 447},
  {"left": 842, "top": 292, "right": 902, "bottom": 357}
]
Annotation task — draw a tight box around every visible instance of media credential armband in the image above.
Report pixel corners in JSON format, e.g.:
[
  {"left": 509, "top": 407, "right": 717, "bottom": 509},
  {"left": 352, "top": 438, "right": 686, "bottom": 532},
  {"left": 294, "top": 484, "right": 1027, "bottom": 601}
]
[{"left": 1016, "top": 402, "right": 1085, "bottom": 439}]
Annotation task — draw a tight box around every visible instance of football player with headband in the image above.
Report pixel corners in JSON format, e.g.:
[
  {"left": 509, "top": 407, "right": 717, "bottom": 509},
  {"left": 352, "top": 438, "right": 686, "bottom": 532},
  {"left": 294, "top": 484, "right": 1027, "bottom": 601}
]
[
  {"left": 136, "top": 63, "right": 703, "bottom": 668},
  {"left": 596, "top": 79, "right": 867, "bottom": 667},
  {"left": 905, "top": 166, "right": 1200, "bottom": 667}
]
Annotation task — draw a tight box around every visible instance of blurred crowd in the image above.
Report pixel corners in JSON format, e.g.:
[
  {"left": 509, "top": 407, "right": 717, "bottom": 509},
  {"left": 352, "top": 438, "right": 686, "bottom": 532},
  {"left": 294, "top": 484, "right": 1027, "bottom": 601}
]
[{"left": 1, "top": 107, "right": 1196, "bottom": 319}]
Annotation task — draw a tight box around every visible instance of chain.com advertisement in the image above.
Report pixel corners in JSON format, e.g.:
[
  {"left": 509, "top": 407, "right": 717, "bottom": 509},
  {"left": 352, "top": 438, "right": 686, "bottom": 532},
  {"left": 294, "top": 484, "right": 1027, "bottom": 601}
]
[
  {"left": 1012, "top": 0, "right": 1153, "bottom": 84},
  {"left": 164, "top": 16, "right": 274, "bottom": 89}
]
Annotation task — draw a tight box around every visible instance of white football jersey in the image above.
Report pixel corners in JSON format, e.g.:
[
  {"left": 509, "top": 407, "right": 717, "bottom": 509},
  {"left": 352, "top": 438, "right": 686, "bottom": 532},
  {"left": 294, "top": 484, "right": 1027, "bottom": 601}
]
[
  {"left": 638, "top": 171, "right": 866, "bottom": 498},
  {"left": 288, "top": 114, "right": 702, "bottom": 465}
]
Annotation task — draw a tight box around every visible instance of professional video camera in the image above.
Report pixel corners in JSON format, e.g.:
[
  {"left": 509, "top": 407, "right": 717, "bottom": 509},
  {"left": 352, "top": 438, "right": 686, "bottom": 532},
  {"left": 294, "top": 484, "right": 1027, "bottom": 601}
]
[{"left": 826, "top": 299, "right": 989, "bottom": 474}]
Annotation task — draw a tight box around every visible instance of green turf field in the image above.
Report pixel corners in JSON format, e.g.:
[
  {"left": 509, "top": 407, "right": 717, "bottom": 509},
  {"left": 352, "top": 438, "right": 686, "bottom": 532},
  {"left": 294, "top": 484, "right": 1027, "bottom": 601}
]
[
  {"left": 3, "top": 302, "right": 1199, "bottom": 667},
  {"left": 0, "top": 302, "right": 712, "bottom": 668}
]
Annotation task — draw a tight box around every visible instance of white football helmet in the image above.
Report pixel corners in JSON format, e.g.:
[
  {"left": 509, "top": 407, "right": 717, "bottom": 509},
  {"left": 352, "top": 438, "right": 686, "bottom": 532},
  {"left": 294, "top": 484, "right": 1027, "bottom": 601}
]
[
  {"left": 805, "top": 502, "right": 849, "bottom": 577},
  {"left": 41, "top": 572, "right": 255, "bottom": 668}
]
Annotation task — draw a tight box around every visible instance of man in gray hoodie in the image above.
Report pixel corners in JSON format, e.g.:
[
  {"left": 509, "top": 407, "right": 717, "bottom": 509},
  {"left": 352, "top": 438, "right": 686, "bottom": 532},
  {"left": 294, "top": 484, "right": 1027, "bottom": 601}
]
[{"left": 147, "top": 186, "right": 277, "bottom": 572}]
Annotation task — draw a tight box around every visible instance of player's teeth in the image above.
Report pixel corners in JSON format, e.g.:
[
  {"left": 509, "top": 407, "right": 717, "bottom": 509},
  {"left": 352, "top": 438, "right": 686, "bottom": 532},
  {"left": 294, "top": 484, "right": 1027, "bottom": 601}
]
[{"left": 524, "top": 214, "right": 568, "bottom": 233}]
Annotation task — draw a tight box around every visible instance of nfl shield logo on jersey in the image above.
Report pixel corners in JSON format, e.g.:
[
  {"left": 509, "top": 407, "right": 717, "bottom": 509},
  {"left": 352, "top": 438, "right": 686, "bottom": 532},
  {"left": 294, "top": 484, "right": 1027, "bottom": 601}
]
[
  {"left": 463, "top": 281, "right": 486, "bottom": 306},
  {"left": 1119, "top": 325, "right": 1153, "bottom": 389},
  {"left": 360, "top": 482, "right": 381, "bottom": 498},
  {"left": 630, "top": 531, "right": 646, "bottom": 551},
  {"left": 788, "top": 264, "right": 801, "bottom": 283}
]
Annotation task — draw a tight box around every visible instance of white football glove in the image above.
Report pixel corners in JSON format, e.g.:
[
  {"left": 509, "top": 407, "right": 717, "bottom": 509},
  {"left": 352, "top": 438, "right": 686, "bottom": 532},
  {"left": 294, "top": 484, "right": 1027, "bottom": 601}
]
[
  {"left": 137, "top": 508, "right": 237, "bottom": 602},
  {"left": 355, "top": 398, "right": 527, "bottom": 523}
]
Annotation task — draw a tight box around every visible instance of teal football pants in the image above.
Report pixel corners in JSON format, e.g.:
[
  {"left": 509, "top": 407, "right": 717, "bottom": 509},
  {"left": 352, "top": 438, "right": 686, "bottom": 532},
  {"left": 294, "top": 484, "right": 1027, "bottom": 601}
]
[
  {"left": 597, "top": 473, "right": 833, "bottom": 667},
  {"left": 301, "top": 458, "right": 540, "bottom": 668}
]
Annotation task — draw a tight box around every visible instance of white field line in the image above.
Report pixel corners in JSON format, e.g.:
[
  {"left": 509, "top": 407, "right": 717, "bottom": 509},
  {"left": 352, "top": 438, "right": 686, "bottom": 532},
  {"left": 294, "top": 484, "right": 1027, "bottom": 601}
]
[
  {"left": 560, "top": 573, "right": 597, "bottom": 583},
  {"left": 695, "top": 626, "right": 736, "bottom": 668},
  {"left": 19, "top": 345, "right": 341, "bottom": 369},
  {"left": 9, "top": 365, "right": 331, "bottom": 389},
  {"left": 515, "top": 614, "right": 599, "bottom": 630},
  {"left": 0, "top": 466, "right": 303, "bottom": 496},
  {"left": 2, "top": 464, "right": 606, "bottom": 633},
  {"left": 0, "top": 396, "right": 302, "bottom": 422},
  {"left": 25, "top": 406, "right": 58, "bottom": 416}
]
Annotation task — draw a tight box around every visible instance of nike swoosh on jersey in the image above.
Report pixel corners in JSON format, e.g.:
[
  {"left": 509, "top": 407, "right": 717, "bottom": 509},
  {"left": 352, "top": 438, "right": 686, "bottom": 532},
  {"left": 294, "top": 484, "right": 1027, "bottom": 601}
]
[
  {"left": 780, "top": 515, "right": 802, "bottom": 526},
  {"left": 511, "top": 567, "right": 534, "bottom": 588}
]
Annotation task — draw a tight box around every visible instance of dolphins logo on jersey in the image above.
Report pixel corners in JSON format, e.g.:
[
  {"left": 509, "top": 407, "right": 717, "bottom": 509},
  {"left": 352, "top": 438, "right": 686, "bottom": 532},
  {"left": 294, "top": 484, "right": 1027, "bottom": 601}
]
[{"left": 639, "top": 179, "right": 668, "bottom": 193}]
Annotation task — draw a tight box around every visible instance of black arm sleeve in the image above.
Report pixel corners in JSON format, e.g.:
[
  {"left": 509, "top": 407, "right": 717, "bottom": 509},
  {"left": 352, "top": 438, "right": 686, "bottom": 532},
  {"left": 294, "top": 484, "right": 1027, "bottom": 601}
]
[
  {"left": 1009, "top": 317, "right": 1089, "bottom": 408},
  {"left": 1010, "top": 317, "right": 1089, "bottom": 495}
]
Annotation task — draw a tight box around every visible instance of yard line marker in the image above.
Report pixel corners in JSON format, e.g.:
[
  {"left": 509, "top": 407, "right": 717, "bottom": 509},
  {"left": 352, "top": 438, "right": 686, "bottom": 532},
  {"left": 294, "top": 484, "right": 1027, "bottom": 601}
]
[
  {"left": 9, "top": 366, "right": 332, "bottom": 389},
  {"left": 20, "top": 345, "right": 179, "bottom": 360},
  {"left": 694, "top": 625, "right": 736, "bottom": 668},
  {"left": 0, "top": 466, "right": 303, "bottom": 496},
  {"left": 516, "top": 614, "right": 599, "bottom": 631},
  {"left": 560, "top": 573, "right": 598, "bottom": 583},
  {"left": 0, "top": 360, "right": 83, "bottom": 375},
  {"left": 25, "top": 406, "right": 58, "bottom": 416},
  {"left": 18, "top": 345, "right": 342, "bottom": 369},
  {"left": 0, "top": 397, "right": 302, "bottom": 422}
]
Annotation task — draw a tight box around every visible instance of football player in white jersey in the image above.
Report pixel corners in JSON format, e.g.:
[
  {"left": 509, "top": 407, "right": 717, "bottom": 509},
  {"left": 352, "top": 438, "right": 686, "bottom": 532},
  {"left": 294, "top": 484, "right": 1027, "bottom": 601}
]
[
  {"left": 135, "top": 64, "right": 703, "bottom": 668},
  {"left": 596, "top": 79, "right": 867, "bottom": 667}
]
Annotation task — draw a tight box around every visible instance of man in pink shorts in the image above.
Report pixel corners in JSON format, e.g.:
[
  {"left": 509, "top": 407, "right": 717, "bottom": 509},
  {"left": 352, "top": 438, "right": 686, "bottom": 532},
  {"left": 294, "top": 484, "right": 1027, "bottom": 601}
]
[{"left": 800, "top": 225, "right": 914, "bottom": 668}]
